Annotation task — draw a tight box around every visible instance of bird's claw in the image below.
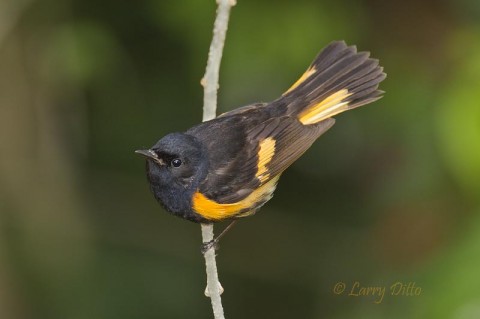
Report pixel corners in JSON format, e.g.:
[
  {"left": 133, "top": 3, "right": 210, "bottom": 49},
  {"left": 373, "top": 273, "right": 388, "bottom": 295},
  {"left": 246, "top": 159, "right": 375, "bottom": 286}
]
[{"left": 201, "top": 239, "right": 218, "bottom": 254}]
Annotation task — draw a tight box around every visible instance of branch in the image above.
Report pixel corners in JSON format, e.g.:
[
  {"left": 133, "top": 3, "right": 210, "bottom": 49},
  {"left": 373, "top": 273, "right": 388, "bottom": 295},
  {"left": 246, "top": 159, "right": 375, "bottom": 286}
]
[
  {"left": 200, "top": 0, "right": 236, "bottom": 318},
  {"left": 202, "top": 0, "right": 236, "bottom": 122},
  {"left": 200, "top": 224, "right": 224, "bottom": 318}
]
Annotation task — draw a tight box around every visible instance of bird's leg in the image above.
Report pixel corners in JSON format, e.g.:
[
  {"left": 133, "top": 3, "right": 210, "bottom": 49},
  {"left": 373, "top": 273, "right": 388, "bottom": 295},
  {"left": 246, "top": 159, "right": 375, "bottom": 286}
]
[{"left": 201, "top": 220, "right": 238, "bottom": 254}]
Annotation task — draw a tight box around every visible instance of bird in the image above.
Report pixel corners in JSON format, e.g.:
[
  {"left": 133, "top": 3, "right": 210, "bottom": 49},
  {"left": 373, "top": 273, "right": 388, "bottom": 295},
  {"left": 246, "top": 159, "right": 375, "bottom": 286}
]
[{"left": 136, "top": 40, "right": 386, "bottom": 229}]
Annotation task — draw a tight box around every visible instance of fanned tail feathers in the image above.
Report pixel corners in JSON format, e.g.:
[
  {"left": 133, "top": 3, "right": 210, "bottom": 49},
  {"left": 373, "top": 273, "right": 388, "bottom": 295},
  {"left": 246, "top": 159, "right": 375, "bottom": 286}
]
[{"left": 279, "top": 41, "right": 386, "bottom": 125}]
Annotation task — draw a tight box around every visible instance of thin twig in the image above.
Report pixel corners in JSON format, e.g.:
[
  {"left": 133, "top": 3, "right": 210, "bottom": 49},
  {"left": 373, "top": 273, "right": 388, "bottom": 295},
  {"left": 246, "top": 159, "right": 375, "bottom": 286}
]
[
  {"left": 202, "top": 0, "right": 236, "bottom": 122},
  {"left": 200, "top": 0, "right": 236, "bottom": 318}
]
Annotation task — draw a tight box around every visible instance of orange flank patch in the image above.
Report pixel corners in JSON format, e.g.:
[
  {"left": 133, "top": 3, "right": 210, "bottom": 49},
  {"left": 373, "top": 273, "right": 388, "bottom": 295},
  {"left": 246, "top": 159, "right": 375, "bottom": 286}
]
[
  {"left": 298, "top": 89, "right": 352, "bottom": 125},
  {"left": 283, "top": 66, "right": 316, "bottom": 95},
  {"left": 256, "top": 137, "right": 276, "bottom": 183},
  {"left": 192, "top": 175, "right": 280, "bottom": 221}
]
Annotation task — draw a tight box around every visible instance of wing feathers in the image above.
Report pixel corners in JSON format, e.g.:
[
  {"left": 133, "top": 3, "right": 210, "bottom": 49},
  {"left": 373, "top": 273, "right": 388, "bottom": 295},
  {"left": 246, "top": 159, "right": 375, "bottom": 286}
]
[{"left": 250, "top": 117, "right": 336, "bottom": 182}]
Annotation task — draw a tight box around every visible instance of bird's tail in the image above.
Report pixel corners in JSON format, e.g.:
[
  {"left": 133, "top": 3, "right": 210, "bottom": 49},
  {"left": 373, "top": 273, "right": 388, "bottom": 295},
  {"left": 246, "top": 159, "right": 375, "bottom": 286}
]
[{"left": 276, "top": 41, "right": 386, "bottom": 125}]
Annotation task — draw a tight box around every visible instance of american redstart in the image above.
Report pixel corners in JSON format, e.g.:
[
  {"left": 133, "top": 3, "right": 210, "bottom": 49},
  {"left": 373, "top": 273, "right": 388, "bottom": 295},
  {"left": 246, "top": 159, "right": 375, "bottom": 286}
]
[{"left": 137, "top": 41, "right": 385, "bottom": 226}]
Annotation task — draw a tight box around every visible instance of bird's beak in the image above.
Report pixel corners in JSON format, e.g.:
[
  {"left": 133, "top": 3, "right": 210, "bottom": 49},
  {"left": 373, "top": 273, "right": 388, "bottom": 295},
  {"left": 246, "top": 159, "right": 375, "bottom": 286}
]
[
  {"left": 135, "top": 149, "right": 165, "bottom": 165},
  {"left": 135, "top": 149, "right": 157, "bottom": 160}
]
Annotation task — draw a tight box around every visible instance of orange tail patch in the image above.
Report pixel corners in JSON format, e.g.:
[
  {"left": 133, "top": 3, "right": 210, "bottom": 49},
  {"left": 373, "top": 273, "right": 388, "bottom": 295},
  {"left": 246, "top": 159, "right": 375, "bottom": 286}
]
[
  {"left": 298, "top": 89, "right": 352, "bottom": 125},
  {"left": 283, "top": 66, "right": 316, "bottom": 95}
]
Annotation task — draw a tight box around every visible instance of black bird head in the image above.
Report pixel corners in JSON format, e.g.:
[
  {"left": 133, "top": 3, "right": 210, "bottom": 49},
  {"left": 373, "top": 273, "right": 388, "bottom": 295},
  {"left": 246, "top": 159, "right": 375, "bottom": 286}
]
[{"left": 136, "top": 133, "right": 208, "bottom": 220}]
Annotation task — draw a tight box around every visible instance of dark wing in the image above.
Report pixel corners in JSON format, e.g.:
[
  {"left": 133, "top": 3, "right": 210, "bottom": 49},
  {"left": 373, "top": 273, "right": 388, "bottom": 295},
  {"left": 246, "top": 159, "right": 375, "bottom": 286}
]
[
  {"left": 217, "top": 102, "right": 268, "bottom": 118},
  {"left": 186, "top": 107, "right": 267, "bottom": 203},
  {"left": 250, "top": 116, "right": 335, "bottom": 181},
  {"left": 190, "top": 111, "right": 335, "bottom": 204}
]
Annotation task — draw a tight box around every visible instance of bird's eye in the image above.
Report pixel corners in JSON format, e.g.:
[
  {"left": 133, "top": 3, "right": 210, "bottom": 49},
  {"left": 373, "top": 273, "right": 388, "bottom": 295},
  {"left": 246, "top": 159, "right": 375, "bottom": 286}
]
[{"left": 171, "top": 158, "right": 182, "bottom": 168}]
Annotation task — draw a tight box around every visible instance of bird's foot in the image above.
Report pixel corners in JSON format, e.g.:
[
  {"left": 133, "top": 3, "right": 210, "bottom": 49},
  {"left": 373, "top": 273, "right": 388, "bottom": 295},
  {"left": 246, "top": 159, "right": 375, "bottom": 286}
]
[{"left": 201, "top": 239, "right": 219, "bottom": 254}]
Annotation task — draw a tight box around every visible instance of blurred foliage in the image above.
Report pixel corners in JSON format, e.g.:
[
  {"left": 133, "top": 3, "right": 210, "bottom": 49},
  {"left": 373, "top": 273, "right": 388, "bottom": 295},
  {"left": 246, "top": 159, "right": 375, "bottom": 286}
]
[{"left": 0, "top": 0, "right": 479, "bottom": 318}]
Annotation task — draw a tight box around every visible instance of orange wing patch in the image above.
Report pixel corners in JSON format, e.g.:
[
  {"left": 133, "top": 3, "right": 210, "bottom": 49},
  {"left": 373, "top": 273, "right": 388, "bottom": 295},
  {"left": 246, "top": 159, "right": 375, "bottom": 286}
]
[
  {"left": 192, "top": 175, "right": 280, "bottom": 221},
  {"left": 298, "top": 89, "right": 352, "bottom": 125},
  {"left": 283, "top": 66, "right": 316, "bottom": 95},
  {"left": 256, "top": 137, "right": 276, "bottom": 183}
]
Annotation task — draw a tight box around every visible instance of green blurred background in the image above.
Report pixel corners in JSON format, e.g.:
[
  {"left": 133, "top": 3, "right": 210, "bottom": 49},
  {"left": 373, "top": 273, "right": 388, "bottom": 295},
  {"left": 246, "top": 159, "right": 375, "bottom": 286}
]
[{"left": 1, "top": 0, "right": 480, "bottom": 318}]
